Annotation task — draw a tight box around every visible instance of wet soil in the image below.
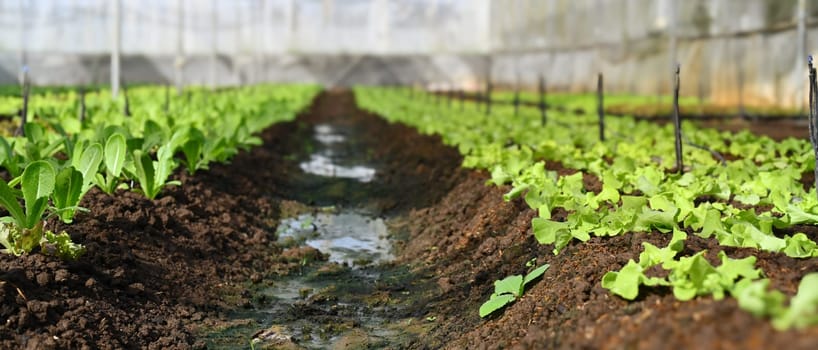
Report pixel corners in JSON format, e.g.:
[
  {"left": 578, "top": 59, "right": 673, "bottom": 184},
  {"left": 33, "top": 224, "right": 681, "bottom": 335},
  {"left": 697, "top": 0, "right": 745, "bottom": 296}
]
[
  {"left": 205, "top": 90, "right": 467, "bottom": 349},
  {"left": 1, "top": 89, "right": 817, "bottom": 349}
]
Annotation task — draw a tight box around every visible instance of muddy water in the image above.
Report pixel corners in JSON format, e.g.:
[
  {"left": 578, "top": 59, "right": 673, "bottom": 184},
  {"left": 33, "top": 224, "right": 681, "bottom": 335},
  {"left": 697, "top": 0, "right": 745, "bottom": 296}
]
[
  {"left": 299, "top": 124, "right": 377, "bottom": 183},
  {"left": 277, "top": 211, "right": 393, "bottom": 266},
  {"left": 205, "top": 121, "right": 424, "bottom": 349}
]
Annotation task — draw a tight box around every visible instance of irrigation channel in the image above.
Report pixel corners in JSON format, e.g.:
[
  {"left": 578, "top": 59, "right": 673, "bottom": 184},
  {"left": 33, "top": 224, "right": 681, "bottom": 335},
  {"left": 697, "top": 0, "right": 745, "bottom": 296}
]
[{"left": 204, "top": 91, "right": 463, "bottom": 349}]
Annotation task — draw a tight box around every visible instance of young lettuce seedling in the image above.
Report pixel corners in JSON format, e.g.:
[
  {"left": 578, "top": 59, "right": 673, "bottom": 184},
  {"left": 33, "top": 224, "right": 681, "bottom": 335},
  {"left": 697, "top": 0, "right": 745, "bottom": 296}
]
[
  {"left": 71, "top": 142, "right": 104, "bottom": 195},
  {"left": 51, "top": 166, "right": 84, "bottom": 223},
  {"left": 128, "top": 130, "right": 184, "bottom": 199},
  {"left": 51, "top": 142, "right": 103, "bottom": 223},
  {"left": 181, "top": 128, "right": 206, "bottom": 175},
  {"left": 0, "top": 160, "right": 85, "bottom": 259},
  {"left": 22, "top": 122, "right": 64, "bottom": 162},
  {"left": 479, "top": 263, "right": 550, "bottom": 317},
  {"left": 93, "top": 133, "right": 127, "bottom": 194},
  {"left": 0, "top": 137, "right": 24, "bottom": 178}
]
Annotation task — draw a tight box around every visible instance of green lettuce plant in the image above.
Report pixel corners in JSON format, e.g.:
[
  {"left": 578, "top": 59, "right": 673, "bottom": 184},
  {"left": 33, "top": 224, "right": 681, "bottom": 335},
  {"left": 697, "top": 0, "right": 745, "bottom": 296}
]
[
  {"left": 0, "top": 137, "right": 23, "bottom": 178},
  {"left": 93, "top": 133, "right": 127, "bottom": 194},
  {"left": 0, "top": 160, "right": 84, "bottom": 259},
  {"left": 21, "top": 122, "right": 64, "bottom": 162},
  {"left": 49, "top": 141, "right": 104, "bottom": 223},
  {"left": 128, "top": 130, "right": 184, "bottom": 199},
  {"left": 479, "top": 263, "right": 549, "bottom": 317}
]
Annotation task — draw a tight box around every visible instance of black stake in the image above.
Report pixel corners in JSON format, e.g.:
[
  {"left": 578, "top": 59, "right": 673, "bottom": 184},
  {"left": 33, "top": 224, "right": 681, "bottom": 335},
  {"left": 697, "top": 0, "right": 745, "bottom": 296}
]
[
  {"left": 807, "top": 56, "right": 818, "bottom": 200},
  {"left": 79, "top": 87, "right": 86, "bottom": 124},
  {"left": 122, "top": 79, "right": 131, "bottom": 117},
  {"left": 164, "top": 83, "right": 170, "bottom": 115},
  {"left": 485, "top": 79, "right": 492, "bottom": 116},
  {"left": 539, "top": 75, "right": 547, "bottom": 126},
  {"left": 16, "top": 68, "right": 30, "bottom": 137},
  {"left": 597, "top": 73, "right": 605, "bottom": 141},
  {"left": 476, "top": 90, "right": 482, "bottom": 111},
  {"left": 513, "top": 86, "right": 520, "bottom": 117},
  {"left": 738, "top": 49, "right": 746, "bottom": 119},
  {"left": 672, "top": 64, "right": 683, "bottom": 173}
]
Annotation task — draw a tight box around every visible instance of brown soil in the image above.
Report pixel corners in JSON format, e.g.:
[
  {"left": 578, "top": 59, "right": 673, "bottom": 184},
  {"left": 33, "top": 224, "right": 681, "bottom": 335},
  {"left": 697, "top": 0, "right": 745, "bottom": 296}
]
[{"left": 2, "top": 89, "right": 817, "bottom": 349}]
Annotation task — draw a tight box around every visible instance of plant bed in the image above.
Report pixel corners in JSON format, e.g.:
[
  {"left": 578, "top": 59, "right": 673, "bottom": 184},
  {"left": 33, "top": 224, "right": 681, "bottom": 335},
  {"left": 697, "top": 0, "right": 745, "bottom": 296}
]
[
  {"left": 357, "top": 87, "right": 818, "bottom": 349},
  {"left": 395, "top": 174, "right": 818, "bottom": 349},
  {"left": 3, "top": 86, "right": 818, "bottom": 349}
]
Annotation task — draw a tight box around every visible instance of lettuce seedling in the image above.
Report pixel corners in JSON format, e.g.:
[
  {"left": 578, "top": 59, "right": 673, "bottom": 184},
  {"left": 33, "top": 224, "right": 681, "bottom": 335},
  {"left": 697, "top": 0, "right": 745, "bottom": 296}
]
[
  {"left": 18, "top": 160, "right": 55, "bottom": 230},
  {"left": 479, "top": 263, "right": 550, "bottom": 317},
  {"left": 0, "top": 137, "right": 23, "bottom": 178},
  {"left": 602, "top": 229, "right": 685, "bottom": 300},
  {"left": 181, "top": 128, "right": 205, "bottom": 175},
  {"left": 22, "top": 122, "right": 64, "bottom": 162},
  {"left": 40, "top": 230, "right": 85, "bottom": 260},
  {"left": 48, "top": 142, "right": 104, "bottom": 224},
  {"left": 773, "top": 273, "right": 818, "bottom": 329},
  {"left": 71, "top": 141, "right": 104, "bottom": 195},
  {"left": 0, "top": 161, "right": 84, "bottom": 259},
  {"left": 51, "top": 166, "right": 84, "bottom": 223},
  {"left": 129, "top": 131, "right": 183, "bottom": 199},
  {"left": 93, "top": 133, "right": 127, "bottom": 194},
  {"left": 180, "top": 127, "right": 232, "bottom": 175},
  {"left": 0, "top": 161, "right": 55, "bottom": 242}
]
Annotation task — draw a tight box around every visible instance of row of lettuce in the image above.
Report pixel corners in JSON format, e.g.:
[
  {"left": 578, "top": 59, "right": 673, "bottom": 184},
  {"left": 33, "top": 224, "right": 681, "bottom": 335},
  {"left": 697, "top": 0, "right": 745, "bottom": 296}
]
[
  {"left": 486, "top": 90, "right": 801, "bottom": 118},
  {"left": 355, "top": 86, "right": 818, "bottom": 330},
  {"left": 0, "top": 84, "right": 320, "bottom": 259}
]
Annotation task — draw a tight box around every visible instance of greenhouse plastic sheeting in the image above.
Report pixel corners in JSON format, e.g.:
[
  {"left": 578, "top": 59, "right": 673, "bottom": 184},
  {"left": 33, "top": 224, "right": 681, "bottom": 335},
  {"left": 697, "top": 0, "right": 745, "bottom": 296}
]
[
  {"left": 0, "top": 0, "right": 815, "bottom": 108},
  {"left": 0, "top": 0, "right": 490, "bottom": 55}
]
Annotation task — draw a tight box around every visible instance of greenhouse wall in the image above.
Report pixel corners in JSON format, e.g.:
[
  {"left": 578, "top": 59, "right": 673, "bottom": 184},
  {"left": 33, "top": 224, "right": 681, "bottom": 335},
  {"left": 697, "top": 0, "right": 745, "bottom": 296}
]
[
  {"left": 490, "top": 0, "right": 817, "bottom": 108},
  {"left": 0, "top": 0, "right": 815, "bottom": 107}
]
